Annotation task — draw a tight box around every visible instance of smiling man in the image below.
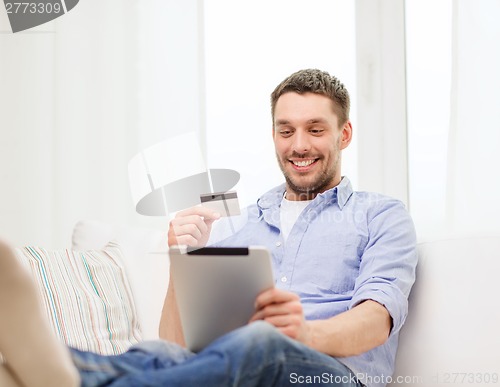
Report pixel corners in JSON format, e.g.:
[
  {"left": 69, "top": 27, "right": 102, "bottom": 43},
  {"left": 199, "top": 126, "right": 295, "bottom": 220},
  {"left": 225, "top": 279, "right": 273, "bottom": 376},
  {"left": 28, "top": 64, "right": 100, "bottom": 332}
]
[
  {"left": 161, "top": 69, "right": 418, "bottom": 387},
  {"left": 0, "top": 70, "right": 416, "bottom": 387},
  {"left": 273, "top": 90, "right": 350, "bottom": 201},
  {"left": 0, "top": 70, "right": 417, "bottom": 387}
]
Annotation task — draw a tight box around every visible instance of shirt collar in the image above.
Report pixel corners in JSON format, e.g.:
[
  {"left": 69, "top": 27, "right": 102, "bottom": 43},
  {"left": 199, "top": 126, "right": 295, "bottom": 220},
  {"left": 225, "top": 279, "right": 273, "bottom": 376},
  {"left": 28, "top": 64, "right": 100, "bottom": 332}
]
[
  {"left": 334, "top": 176, "right": 353, "bottom": 210},
  {"left": 257, "top": 176, "right": 354, "bottom": 211}
]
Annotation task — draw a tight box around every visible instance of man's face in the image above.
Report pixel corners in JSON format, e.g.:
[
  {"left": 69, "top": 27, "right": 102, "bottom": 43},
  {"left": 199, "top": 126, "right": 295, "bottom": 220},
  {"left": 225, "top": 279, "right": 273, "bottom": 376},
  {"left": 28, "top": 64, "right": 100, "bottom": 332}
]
[{"left": 273, "top": 92, "right": 351, "bottom": 201}]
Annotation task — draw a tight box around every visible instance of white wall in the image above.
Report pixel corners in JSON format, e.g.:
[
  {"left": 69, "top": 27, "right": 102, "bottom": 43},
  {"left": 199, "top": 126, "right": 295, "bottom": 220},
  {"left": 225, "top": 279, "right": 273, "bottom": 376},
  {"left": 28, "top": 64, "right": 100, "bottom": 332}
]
[
  {"left": 0, "top": 0, "right": 204, "bottom": 248},
  {"left": 1, "top": 10, "right": 56, "bottom": 246}
]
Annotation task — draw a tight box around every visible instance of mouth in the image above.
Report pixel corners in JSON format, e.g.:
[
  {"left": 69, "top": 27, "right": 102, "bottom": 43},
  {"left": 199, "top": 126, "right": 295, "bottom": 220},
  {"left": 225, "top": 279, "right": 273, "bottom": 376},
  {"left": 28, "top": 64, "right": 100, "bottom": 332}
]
[{"left": 289, "top": 158, "right": 319, "bottom": 171}]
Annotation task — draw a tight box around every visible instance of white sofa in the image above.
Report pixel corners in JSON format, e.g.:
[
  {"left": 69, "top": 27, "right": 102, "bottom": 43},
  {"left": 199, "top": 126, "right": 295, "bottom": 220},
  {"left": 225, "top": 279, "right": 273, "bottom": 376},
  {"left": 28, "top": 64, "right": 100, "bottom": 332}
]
[
  {"left": 390, "top": 235, "right": 500, "bottom": 386},
  {"left": 8, "top": 221, "right": 500, "bottom": 386}
]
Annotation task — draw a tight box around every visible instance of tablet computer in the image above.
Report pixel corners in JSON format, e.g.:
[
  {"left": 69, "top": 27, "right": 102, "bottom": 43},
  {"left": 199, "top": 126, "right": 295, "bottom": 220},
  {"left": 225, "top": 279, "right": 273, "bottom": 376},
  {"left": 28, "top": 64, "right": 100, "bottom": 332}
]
[{"left": 169, "top": 246, "right": 274, "bottom": 352}]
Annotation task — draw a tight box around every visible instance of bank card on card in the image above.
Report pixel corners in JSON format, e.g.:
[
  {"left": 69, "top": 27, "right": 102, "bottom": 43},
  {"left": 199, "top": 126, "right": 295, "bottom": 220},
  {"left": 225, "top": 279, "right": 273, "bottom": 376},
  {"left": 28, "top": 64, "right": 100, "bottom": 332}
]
[{"left": 200, "top": 191, "right": 241, "bottom": 217}]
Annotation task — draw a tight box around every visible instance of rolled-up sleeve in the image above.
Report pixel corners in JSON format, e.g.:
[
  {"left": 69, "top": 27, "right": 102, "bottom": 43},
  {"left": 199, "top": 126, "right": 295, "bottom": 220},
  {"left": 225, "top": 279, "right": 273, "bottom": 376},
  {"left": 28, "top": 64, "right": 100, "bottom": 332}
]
[{"left": 349, "top": 198, "right": 418, "bottom": 336}]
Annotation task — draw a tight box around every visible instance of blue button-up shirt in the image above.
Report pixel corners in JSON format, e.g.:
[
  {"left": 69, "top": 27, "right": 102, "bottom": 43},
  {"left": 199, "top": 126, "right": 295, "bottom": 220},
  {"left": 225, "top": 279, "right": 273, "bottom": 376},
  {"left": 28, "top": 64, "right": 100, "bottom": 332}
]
[{"left": 209, "top": 177, "right": 417, "bottom": 387}]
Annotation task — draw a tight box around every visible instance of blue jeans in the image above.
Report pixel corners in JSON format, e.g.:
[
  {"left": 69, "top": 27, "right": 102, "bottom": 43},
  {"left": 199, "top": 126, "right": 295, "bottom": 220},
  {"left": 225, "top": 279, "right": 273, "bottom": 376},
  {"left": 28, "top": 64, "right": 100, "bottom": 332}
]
[{"left": 70, "top": 321, "right": 363, "bottom": 386}]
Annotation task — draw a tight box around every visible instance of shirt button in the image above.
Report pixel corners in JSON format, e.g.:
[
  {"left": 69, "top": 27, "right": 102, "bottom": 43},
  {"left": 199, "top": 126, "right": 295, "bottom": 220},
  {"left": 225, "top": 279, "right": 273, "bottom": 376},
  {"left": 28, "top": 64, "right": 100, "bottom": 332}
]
[
  {"left": 281, "top": 276, "right": 287, "bottom": 283},
  {"left": 275, "top": 241, "right": 281, "bottom": 247}
]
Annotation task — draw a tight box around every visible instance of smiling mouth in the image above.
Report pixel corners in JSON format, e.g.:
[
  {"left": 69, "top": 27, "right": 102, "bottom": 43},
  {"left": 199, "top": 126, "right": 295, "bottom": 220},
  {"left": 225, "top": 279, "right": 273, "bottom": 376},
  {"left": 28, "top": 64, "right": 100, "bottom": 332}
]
[{"left": 289, "top": 158, "right": 319, "bottom": 169}]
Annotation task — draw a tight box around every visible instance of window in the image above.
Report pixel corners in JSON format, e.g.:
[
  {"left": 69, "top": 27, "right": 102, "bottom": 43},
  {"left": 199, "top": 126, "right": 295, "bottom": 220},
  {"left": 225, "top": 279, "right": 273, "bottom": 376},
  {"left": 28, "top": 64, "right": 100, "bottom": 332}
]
[
  {"left": 406, "top": 0, "right": 452, "bottom": 236},
  {"left": 204, "top": 0, "right": 358, "bottom": 206}
]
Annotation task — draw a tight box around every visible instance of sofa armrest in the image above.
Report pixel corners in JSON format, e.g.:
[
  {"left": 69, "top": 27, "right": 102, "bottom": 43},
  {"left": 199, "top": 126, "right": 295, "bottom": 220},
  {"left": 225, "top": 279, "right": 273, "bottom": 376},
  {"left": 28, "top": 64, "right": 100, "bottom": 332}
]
[{"left": 390, "top": 236, "right": 500, "bottom": 385}]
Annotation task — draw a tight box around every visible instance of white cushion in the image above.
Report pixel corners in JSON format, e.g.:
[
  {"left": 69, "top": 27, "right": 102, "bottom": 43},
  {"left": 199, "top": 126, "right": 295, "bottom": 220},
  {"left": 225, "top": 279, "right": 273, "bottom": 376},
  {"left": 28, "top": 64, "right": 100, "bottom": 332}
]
[
  {"left": 14, "top": 242, "right": 142, "bottom": 355},
  {"left": 391, "top": 236, "right": 500, "bottom": 385},
  {"left": 72, "top": 220, "right": 170, "bottom": 340}
]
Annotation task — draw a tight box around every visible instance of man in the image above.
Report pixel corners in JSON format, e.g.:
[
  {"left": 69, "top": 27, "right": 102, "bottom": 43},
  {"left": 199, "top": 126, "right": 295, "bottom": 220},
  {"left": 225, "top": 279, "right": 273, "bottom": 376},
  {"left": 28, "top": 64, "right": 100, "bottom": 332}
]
[
  {"left": 0, "top": 69, "right": 416, "bottom": 387},
  {"left": 162, "top": 69, "right": 417, "bottom": 387}
]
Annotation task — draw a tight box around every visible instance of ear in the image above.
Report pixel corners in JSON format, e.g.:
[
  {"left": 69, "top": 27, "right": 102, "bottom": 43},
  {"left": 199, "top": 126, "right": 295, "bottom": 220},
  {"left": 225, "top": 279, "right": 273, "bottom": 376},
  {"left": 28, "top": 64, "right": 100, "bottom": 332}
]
[{"left": 340, "top": 121, "right": 353, "bottom": 150}]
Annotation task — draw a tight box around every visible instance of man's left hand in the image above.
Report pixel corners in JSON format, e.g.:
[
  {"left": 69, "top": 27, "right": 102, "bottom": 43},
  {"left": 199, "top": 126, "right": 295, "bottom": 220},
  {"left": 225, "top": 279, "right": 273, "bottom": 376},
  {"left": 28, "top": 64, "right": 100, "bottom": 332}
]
[{"left": 249, "top": 288, "right": 311, "bottom": 345}]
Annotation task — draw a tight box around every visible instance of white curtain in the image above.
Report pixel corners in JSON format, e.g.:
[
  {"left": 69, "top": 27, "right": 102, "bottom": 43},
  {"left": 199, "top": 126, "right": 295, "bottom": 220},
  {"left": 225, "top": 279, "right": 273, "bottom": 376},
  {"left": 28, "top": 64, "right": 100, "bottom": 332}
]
[
  {"left": 445, "top": 0, "right": 500, "bottom": 235},
  {"left": 407, "top": 0, "right": 500, "bottom": 238}
]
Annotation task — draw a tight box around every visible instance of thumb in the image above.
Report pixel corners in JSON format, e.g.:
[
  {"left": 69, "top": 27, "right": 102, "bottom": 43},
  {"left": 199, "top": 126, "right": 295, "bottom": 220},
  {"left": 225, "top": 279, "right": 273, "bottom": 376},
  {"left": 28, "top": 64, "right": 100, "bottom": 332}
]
[{"left": 204, "top": 212, "right": 221, "bottom": 227}]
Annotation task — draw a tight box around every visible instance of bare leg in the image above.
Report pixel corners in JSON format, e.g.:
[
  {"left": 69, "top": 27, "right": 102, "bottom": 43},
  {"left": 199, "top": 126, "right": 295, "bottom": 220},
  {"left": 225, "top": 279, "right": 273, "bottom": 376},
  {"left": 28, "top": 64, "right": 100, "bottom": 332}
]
[
  {"left": 0, "top": 363, "right": 24, "bottom": 387},
  {"left": 0, "top": 240, "right": 80, "bottom": 387}
]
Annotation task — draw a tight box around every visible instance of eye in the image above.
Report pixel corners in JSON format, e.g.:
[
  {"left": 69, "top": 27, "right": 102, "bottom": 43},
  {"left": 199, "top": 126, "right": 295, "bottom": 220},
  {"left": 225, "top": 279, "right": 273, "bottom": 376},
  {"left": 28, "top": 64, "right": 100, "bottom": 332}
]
[
  {"left": 309, "top": 128, "right": 324, "bottom": 135},
  {"left": 278, "top": 128, "right": 293, "bottom": 137}
]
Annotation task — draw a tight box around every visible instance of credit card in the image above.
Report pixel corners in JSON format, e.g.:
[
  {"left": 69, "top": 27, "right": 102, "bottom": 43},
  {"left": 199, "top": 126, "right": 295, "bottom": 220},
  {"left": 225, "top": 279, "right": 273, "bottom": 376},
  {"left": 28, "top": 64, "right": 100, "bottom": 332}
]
[{"left": 200, "top": 191, "right": 241, "bottom": 217}]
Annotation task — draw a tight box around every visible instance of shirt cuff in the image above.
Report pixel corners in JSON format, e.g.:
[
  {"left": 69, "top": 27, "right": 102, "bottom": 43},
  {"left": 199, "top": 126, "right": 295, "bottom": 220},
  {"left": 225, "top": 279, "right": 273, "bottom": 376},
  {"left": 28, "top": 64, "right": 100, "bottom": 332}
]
[{"left": 349, "top": 282, "right": 409, "bottom": 336}]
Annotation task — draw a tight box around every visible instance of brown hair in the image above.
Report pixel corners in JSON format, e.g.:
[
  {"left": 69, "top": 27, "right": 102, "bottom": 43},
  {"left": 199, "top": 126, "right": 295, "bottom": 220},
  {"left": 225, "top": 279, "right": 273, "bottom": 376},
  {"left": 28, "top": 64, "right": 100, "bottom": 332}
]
[{"left": 271, "top": 69, "right": 350, "bottom": 127}]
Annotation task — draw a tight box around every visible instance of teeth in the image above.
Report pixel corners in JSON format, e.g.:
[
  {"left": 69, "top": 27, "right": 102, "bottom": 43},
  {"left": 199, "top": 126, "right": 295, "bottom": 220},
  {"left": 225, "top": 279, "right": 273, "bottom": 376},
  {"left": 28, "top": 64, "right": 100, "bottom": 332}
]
[{"left": 293, "top": 159, "right": 315, "bottom": 167}]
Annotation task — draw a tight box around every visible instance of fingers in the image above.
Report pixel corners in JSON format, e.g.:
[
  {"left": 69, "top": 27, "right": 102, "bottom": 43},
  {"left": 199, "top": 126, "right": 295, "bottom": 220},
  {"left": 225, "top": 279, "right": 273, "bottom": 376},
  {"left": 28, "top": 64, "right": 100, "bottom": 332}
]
[
  {"left": 254, "top": 288, "right": 300, "bottom": 310},
  {"left": 249, "top": 288, "right": 307, "bottom": 341},
  {"left": 249, "top": 299, "right": 306, "bottom": 341},
  {"left": 173, "top": 215, "right": 208, "bottom": 238},
  {"left": 250, "top": 288, "right": 302, "bottom": 323},
  {"left": 250, "top": 299, "right": 303, "bottom": 322},
  {"left": 168, "top": 206, "right": 221, "bottom": 248},
  {"left": 176, "top": 206, "right": 221, "bottom": 220},
  {"left": 254, "top": 313, "right": 303, "bottom": 340}
]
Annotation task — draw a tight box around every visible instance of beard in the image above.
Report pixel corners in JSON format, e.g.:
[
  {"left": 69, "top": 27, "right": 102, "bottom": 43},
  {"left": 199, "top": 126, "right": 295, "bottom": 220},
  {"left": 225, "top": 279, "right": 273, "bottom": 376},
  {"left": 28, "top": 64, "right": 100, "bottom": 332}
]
[
  {"left": 283, "top": 162, "right": 336, "bottom": 196},
  {"left": 276, "top": 139, "right": 341, "bottom": 198}
]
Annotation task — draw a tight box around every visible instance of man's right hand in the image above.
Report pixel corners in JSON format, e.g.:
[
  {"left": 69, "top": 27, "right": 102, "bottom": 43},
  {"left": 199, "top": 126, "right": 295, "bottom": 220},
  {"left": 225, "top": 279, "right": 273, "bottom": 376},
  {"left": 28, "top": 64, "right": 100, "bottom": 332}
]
[{"left": 167, "top": 206, "right": 221, "bottom": 248}]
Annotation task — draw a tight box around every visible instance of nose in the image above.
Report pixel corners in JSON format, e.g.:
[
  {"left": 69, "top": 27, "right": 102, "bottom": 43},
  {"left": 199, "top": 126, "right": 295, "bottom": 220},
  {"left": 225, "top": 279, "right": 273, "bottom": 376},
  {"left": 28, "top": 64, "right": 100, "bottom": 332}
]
[{"left": 291, "top": 130, "right": 311, "bottom": 154}]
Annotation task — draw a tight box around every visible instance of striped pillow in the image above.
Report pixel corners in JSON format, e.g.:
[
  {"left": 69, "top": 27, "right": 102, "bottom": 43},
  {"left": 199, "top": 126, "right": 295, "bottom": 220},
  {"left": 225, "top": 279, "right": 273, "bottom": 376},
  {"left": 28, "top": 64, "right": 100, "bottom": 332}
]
[{"left": 14, "top": 242, "right": 142, "bottom": 355}]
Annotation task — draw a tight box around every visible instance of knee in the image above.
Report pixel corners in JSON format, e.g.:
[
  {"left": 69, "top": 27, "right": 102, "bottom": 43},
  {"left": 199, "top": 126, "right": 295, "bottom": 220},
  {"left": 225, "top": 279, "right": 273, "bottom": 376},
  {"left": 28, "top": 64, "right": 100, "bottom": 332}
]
[
  {"left": 129, "top": 340, "right": 194, "bottom": 364},
  {"left": 232, "top": 321, "right": 291, "bottom": 351},
  {"left": 214, "top": 322, "right": 296, "bottom": 374},
  {"left": 0, "top": 240, "right": 16, "bottom": 268},
  {"left": 0, "top": 242, "right": 30, "bottom": 284},
  {"left": 57, "top": 361, "right": 81, "bottom": 387},
  {"left": 244, "top": 321, "right": 283, "bottom": 340}
]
